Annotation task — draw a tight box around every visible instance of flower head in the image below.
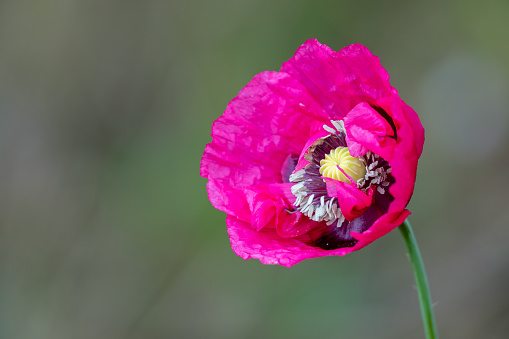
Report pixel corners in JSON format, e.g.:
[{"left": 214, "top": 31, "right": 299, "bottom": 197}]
[{"left": 201, "top": 40, "right": 424, "bottom": 267}]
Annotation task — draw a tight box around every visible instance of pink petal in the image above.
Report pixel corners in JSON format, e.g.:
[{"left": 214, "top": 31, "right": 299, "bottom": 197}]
[
  {"left": 275, "top": 210, "right": 321, "bottom": 238},
  {"left": 324, "top": 177, "right": 374, "bottom": 220},
  {"left": 351, "top": 209, "right": 411, "bottom": 248},
  {"left": 201, "top": 71, "right": 329, "bottom": 220},
  {"left": 244, "top": 183, "right": 296, "bottom": 231},
  {"left": 344, "top": 102, "right": 397, "bottom": 159},
  {"left": 281, "top": 39, "right": 392, "bottom": 120},
  {"left": 227, "top": 215, "right": 353, "bottom": 267}
]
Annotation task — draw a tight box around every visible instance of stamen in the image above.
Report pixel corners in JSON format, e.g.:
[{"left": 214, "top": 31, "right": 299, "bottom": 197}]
[
  {"left": 289, "top": 119, "right": 392, "bottom": 227},
  {"left": 290, "top": 164, "right": 342, "bottom": 223},
  {"left": 331, "top": 120, "right": 345, "bottom": 133},
  {"left": 323, "top": 125, "right": 337, "bottom": 134}
]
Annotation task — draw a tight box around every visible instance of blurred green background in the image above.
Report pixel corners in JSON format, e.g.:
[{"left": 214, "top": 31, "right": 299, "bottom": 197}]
[{"left": 1, "top": 0, "right": 508, "bottom": 338}]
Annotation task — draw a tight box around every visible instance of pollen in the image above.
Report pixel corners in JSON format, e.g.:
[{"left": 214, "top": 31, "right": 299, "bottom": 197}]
[{"left": 319, "top": 147, "right": 367, "bottom": 184}]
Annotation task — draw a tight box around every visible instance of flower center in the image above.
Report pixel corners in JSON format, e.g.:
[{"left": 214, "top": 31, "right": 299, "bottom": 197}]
[
  {"left": 319, "top": 147, "right": 366, "bottom": 184},
  {"left": 289, "top": 119, "right": 392, "bottom": 229}
]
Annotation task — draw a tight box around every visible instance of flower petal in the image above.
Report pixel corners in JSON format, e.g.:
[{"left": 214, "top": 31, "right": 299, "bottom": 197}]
[
  {"left": 201, "top": 71, "right": 329, "bottom": 220},
  {"left": 344, "top": 102, "right": 397, "bottom": 158},
  {"left": 227, "top": 215, "right": 348, "bottom": 267},
  {"left": 281, "top": 39, "right": 392, "bottom": 120},
  {"left": 324, "top": 177, "right": 374, "bottom": 220},
  {"left": 384, "top": 96, "right": 424, "bottom": 213},
  {"left": 275, "top": 210, "right": 321, "bottom": 238},
  {"left": 244, "top": 183, "right": 295, "bottom": 231},
  {"left": 314, "top": 188, "right": 393, "bottom": 249},
  {"left": 350, "top": 209, "right": 411, "bottom": 248}
]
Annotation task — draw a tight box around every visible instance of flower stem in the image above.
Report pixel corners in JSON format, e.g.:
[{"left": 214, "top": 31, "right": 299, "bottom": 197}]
[{"left": 398, "top": 219, "right": 438, "bottom": 339}]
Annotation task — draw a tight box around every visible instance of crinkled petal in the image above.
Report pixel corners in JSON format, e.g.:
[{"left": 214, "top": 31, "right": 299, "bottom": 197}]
[
  {"left": 244, "top": 183, "right": 296, "bottom": 230},
  {"left": 281, "top": 39, "right": 392, "bottom": 120},
  {"left": 244, "top": 183, "right": 322, "bottom": 238},
  {"left": 201, "top": 71, "right": 329, "bottom": 220},
  {"left": 227, "top": 215, "right": 350, "bottom": 267},
  {"left": 206, "top": 179, "right": 251, "bottom": 222},
  {"left": 227, "top": 204, "right": 406, "bottom": 267}
]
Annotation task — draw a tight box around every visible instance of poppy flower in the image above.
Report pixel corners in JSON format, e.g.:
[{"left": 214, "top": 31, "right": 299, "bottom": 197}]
[{"left": 201, "top": 39, "right": 424, "bottom": 267}]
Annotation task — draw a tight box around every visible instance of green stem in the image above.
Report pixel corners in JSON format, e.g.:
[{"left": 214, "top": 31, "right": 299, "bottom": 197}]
[{"left": 398, "top": 219, "right": 438, "bottom": 339}]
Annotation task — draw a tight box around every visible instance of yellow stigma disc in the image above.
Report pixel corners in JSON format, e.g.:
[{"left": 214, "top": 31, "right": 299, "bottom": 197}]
[{"left": 319, "top": 147, "right": 366, "bottom": 184}]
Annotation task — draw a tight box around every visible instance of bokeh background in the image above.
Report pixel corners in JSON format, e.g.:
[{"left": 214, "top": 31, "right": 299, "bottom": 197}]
[{"left": 1, "top": 0, "right": 508, "bottom": 338}]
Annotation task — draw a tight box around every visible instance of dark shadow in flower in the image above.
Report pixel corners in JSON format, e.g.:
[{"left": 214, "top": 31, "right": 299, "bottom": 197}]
[
  {"left": 281, "top": 154, "right": 299, "bottom": 183},
  {"left": 315, "top": 183, "right": 394, "bottom": 250},
  {"left": 372, "top": 105, "right": 398, "bottom": 140}
]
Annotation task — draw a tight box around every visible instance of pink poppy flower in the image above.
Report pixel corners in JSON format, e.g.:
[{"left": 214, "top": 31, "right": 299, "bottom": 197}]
[{"left": 201, "top": 39, "right": 424, "bottom": 267}]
